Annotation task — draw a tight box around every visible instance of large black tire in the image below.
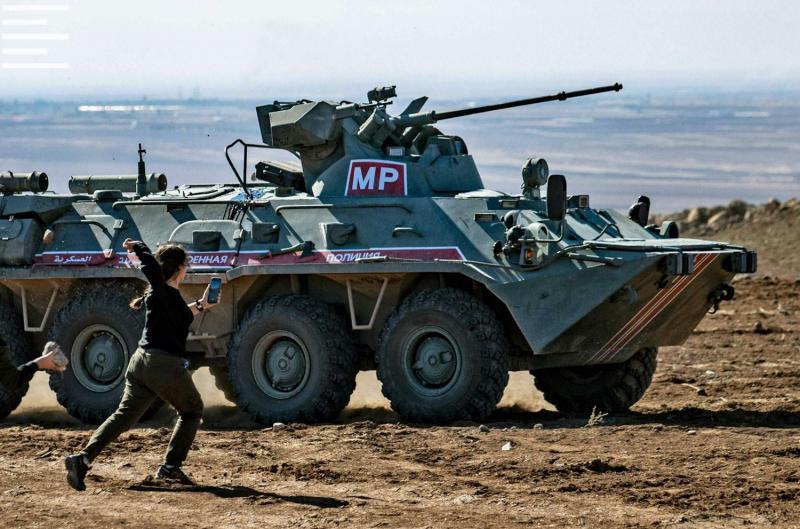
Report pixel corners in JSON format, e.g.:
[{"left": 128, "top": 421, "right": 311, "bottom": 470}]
[
  {"left": 376, "top": 288, "right": 509, "bottom": 424},
  {"left": 48, "top": 281, "right": 145, "bottom": 424},
  {"left": 227, "top": 295, "right": 358, "bottom": 425},
  {"left": 0, "top": 301, "right": 35, "bottom": 420},
  {"left": 209, "top": 364, "right": 235, "bottom": 402},
  {"left": 531, "top": 348, "right": 658, "bottom": 414}
]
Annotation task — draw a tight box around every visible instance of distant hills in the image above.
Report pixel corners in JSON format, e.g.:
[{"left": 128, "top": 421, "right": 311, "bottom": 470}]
[{"left": 654, "top": 198, "right": 800, "bottom": 279}]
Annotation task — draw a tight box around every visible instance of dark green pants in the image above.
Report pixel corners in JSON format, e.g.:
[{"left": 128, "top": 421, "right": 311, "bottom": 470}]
[{"left": 81, "top": 348, "right": 203, "bottom": 467}]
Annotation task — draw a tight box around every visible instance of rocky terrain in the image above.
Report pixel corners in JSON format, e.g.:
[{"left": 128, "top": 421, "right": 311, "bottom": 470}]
[
  {"left": 0, "top": 199, "right": 797, "bottom": 528},
  {"left": 653, "top": 197, "right": 799, "bottom": 279}
]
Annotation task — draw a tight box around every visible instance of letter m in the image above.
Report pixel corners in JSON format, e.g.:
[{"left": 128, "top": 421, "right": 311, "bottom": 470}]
[{"left": 350, "top": 166, "right": 375, "bottom": 193}]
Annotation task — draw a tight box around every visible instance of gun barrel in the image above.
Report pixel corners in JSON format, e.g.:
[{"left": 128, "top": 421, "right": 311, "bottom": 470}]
[
  {"left": 68, "top": 174, "right": 167, "bottom": 194},
  {"left": 431, "top": 83, "right": 622, "bottom": 121}
]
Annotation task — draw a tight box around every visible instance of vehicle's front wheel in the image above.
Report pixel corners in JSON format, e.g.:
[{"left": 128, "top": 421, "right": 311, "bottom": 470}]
[
  {"left": 227, "top": 295, "right": 358, "bottom": 424},
  {"left": 376, "top": 288, "right": 509, "bottom": 424},
  {"left": 531, "top": 348, "right": 658, "bottom": 414},
  {"left": 48, "top": 282, "right": 145, "bottom": 424},
  {"left": 0, "top": 301, "right": 35, "bottom": 420}
]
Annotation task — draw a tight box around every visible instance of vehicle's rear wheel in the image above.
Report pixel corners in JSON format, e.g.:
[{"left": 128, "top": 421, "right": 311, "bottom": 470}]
[
  {"left": 48, "top": 282, "right": 146, "bottom": 424},
  {"left": 376, "top": 288, "right": 509, "bottom": 424},
  {"left": 209, "top": 364, "right": 235, "bottom": 402},
  {"left": 0, "top": 301, "right": 35, "bottom": 420},
  {"left": 227, "top": 295, "right": 358, "bottom": 424},
  {"left": 531, "top": 348, "right": 658, "bottom": 414}
]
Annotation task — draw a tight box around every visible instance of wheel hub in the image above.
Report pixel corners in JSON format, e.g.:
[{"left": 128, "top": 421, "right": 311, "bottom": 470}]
[
  {"left": 265, "top": 339, "right": 306, "bottom": 391},
  {"left": 71, "top": 325, "right": 128, "bottom": 393},
  {"left": 252, "top": 331, "right": 311, "bottom": 400},
  {"left": 83, "top": 332, "right": 125, "bottom": 383},
  {"left": 412, "top": 336, "right": 457, "bottom": 386},
  {"left": 402, "top": 326, "right": 463, "bottom": 397}
]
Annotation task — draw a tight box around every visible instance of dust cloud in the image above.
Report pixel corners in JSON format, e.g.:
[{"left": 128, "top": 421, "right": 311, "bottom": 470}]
[
  {"left": 498, "top": 372, "right": 551, "bottom": 411},
  {"left": 348, "top": 371, "right": 550, "bottom": 411},
  {"left": 12, "top": 368, "right": 549, "bottom": 420},
  {"left": 16, "top": 372, "right": 57, "bottom": 409}
]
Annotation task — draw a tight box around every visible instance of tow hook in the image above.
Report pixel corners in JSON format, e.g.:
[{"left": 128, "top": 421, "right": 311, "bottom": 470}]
[
  {"left": 708, "top": 283, "right": 735, "bottom": 313},
  {"left": 494, "top": 224, "right": 525, "bottom": 257}
]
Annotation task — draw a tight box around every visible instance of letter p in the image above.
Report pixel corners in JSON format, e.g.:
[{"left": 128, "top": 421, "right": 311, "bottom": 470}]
[{"left": 378, "top": 167, "right": 399, "bottom": 190}]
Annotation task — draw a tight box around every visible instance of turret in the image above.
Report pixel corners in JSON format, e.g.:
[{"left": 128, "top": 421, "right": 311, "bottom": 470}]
[{"left": 254, "top": 83, "right": 622, "bottom": 196}]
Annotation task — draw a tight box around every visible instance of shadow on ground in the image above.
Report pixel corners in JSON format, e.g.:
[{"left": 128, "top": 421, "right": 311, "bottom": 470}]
[
  {"left": 492, "top": 405, "right": 800, "bottom": 429},
  {"left": 5, "top": 403, "right": 800, "bottom": 431},
  {"left": 128, "top": 482, "right": 348, "bottom": 508}
]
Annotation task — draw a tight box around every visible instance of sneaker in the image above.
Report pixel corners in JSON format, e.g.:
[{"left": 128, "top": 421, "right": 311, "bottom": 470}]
[
  {"left": 155, "top": 464, "right": 195, "bottom": 485},
  {"left": 65, "top": 454, "right": 89, "bottom": 491}
]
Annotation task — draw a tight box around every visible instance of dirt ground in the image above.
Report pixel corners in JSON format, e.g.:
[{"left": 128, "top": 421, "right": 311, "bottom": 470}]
[{"left": 1, "top": 277, "right": 799, "bottom": 528}]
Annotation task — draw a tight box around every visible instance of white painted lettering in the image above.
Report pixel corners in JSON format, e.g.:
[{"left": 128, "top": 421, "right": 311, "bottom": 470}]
[
  {"left": 378, "top": 167, "right": 399, "bottom": 190},
  {"left": 352, "top": 166, "right": 376, "bottom": 190}
]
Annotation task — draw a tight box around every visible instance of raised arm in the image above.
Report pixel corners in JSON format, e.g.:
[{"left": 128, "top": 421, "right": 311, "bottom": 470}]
[{"left": 123, "top": 239, "right": 165, "bottom": 293}]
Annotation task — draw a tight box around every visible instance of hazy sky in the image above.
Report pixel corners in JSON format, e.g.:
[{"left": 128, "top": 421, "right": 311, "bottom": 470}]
[{"left": 1, "top": 0, "right": 798, "bottom": 99}]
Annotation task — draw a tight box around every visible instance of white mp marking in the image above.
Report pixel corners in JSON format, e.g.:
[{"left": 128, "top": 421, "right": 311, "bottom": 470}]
[{"left": 345, "top": 159, "right": 407, "bottom": 196}]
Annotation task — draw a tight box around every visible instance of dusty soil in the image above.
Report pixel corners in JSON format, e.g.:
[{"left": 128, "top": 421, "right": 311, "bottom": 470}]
[{"left": 0, "top": 276, "right": 798, "bottom": 528}]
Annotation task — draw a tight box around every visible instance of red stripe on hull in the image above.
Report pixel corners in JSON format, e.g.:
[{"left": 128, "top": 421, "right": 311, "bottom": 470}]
[
  {"left": 590, "top": 253, "right": 717, "bottom": 363},
  {"left": 32, "top": 247, "right": 465, "bottom": 268}
]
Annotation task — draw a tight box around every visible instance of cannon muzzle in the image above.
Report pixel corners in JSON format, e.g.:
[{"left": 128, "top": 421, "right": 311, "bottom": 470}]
[{"left": 0, "top": 171, "right": 49, "bottom": 194}]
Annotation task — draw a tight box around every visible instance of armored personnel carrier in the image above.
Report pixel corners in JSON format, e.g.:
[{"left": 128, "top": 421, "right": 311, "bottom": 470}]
[{"left": 0, "top": 84, "right": 756, "bottom": 424}]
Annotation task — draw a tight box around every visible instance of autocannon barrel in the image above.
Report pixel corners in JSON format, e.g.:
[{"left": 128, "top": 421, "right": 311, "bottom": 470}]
[
  {"left": 68, "top": 173, "right": 167, "bottom": 194},
  {"left": 396, "top": 83, "right": 623, "bottom": 127},
  {"left": 0, "top": 171, "right": 49, "bottom": 194}
]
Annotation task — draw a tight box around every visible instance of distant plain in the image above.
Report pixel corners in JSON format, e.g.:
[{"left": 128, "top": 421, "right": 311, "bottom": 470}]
[{"left": 1, "top": 90, "right": 798, "bottom": 212}]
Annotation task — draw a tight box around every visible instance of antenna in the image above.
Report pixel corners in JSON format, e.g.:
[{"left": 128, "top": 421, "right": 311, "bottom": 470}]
[{"left": 136, "top": 143, "right": 147, "bottom": 197}]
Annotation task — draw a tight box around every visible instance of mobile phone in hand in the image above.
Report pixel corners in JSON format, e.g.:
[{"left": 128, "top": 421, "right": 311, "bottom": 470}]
[{"left": 207, "top": 277, "right": 222, "bottom": 304}]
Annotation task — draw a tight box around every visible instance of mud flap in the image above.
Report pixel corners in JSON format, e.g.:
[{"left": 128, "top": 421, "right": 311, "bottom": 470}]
[{"left": 723, "top": 251, "right": 757, "bottom": 274}]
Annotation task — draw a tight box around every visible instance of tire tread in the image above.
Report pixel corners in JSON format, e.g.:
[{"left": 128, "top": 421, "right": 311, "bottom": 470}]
[
  {"left": 227, "top": 295, "right": 358, "bottom": 424},
  {"left": 0, "top": 301, "right": 34, "bottom": 420},
  {"left": 376, "top": 288, "right": 509, "bottom": 423},
  {"left": 48, "top": 281, "right": 144, "bottom": 424},
  {"left": 532, "top": 348, "right": 658, "bottom": 414}
]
